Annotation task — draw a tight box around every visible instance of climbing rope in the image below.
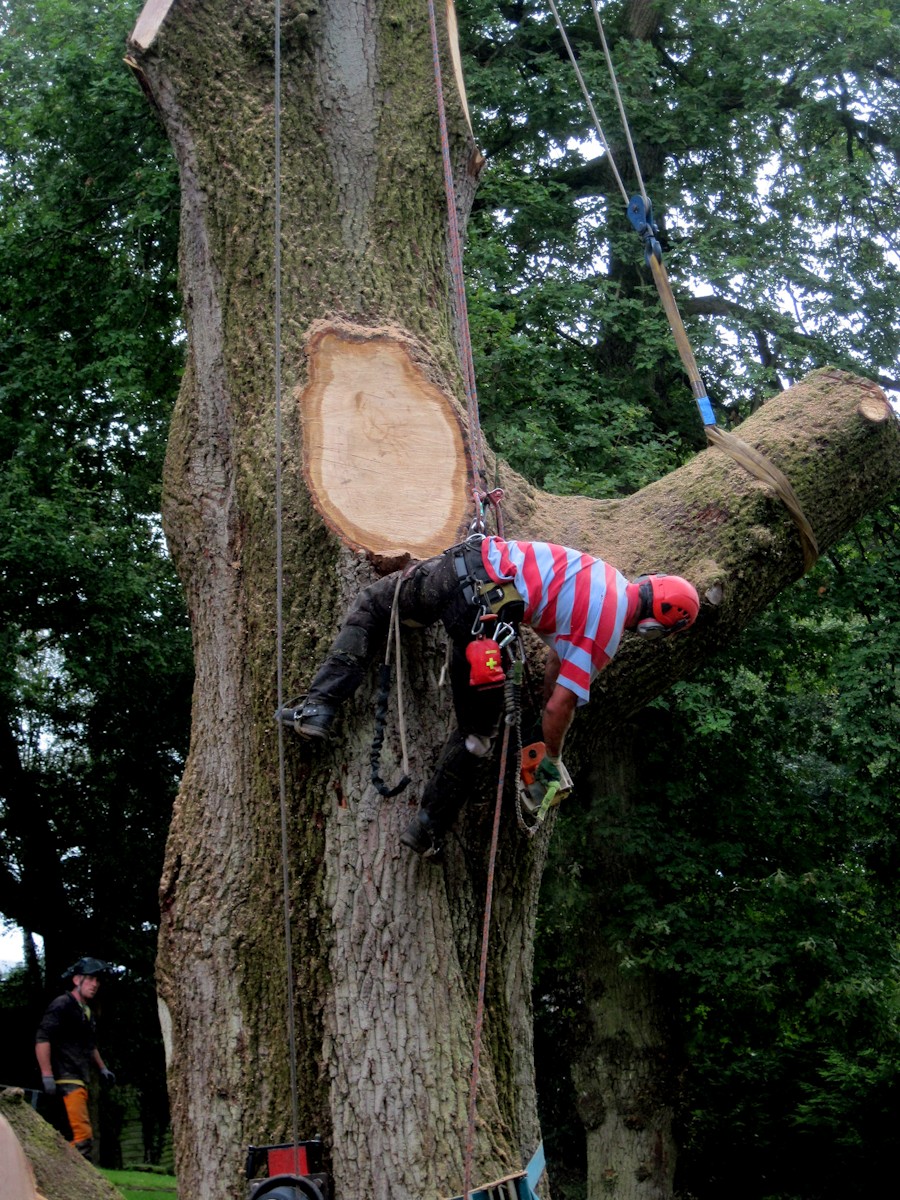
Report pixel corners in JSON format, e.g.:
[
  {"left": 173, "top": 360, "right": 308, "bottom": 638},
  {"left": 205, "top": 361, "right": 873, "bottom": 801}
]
[
  {"left": 370, "top": 575, "right": 413, "bottom": 797},
  {"left": 272, "top": 0, "right": 303, "bottom": 1174},
  {"left": 588, "top": 0, "right": 648, "bottom": 208},
  {"left": 427, "top": 0, "right": 504, "bottom": 538},
  {"left": 420, "top": 29, "right": 525, "bottom": 1182},
  {"left": 548, "top": 0, "right": 819, "bottom": 571},
  {"left": 406, "top": 218, "right": 545, "bottom": 1196},
  {"left": 547, "top": 0, "right": 630, "bottom": 208},
  {"left": 424, "top": 19, "right": 531, "bottom": 1175},
  {"left": 502, "top": 647, "right": 542, "bottom": 838}
]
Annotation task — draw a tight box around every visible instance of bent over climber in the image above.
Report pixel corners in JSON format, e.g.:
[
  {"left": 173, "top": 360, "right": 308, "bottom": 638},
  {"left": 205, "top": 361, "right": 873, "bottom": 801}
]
[{"left": 283, "top": 536, "right": 699, "bottom": 857}]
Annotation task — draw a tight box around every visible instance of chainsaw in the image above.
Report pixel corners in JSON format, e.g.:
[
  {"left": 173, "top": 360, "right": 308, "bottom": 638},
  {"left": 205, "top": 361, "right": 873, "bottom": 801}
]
[{"left": 520, "top": 742, "right": 573, "bottom": 822}]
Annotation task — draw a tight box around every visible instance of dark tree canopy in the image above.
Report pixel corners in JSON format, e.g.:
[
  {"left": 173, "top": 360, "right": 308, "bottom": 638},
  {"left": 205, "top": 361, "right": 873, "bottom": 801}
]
[
  {"left": 460, "top": 0, "right": 900, "bottom": 491},
  {"left": 121, "top": 2, "right": 900, "bottom": 1199},
  {"left": 0, "top": 0, "right": 190, "bottom": 1154}
]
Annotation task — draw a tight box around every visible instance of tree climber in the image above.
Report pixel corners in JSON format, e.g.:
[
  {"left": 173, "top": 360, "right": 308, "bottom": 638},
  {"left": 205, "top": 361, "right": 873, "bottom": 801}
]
[
  {"left": 35, "top": 957, "right": 116, "bottom": 1161},
  {"left": 283, "top": 536, "right": 699, "bottom": 857}
]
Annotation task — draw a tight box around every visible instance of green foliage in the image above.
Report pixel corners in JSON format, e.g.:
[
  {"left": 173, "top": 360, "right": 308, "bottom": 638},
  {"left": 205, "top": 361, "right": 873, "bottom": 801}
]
[
  {"left": 535, "top": 504, "right": 900, "bottom": 1198},
  {"left": 456, "top": 4, "right": 900, "bottom": 1192},
  {"left": 0, "top": 958, "right": 38, "bottom": 1008},
  {"left": 0, "top": 0, "right": 187, "bottom": 1159},
  {"left": 461, "top": 0, "right": 900, "bottom": 469},
  {"left": 2, "top": 0, "right": 899, "bottom": 1193},
  {"left": 467, "top": 165, "right": 688, "bottom": 495}
]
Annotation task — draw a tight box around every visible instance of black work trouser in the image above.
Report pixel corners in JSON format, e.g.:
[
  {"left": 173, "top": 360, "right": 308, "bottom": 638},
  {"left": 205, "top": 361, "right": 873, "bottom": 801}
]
[
  {"left": 306, "top": 547, "right": 506, "bottom": 829},
  {"left": 306, "top": 548, "right": 505, "bottom": 737}
]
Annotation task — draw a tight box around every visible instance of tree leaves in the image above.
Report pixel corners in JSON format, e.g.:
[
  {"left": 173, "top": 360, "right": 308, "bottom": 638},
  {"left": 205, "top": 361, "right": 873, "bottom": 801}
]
[
  {"left": 544, "top": 514, "right": 900, "bottom": 1197},
  {"left": 0, "top": 0, "right": 189, "bottom": 983},
  {"left": 458, "top": 4, "right": 900, "bottom": 1193}
]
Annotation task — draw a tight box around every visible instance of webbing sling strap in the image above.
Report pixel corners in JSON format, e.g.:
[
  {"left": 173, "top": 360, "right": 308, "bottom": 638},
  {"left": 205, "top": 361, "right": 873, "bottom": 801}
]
[
  {"left": 549, "top": 2, "right": 820, "bottom": 575},
  {"left": 446, "top": 1141, "right": 546, "bottom": 1200},
  {"left": 629, "top": 197, "right": 819, "bottom": 571}
]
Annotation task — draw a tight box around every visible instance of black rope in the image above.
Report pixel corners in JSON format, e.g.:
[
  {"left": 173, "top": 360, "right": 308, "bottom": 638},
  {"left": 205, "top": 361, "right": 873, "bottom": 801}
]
[{"left": 370, "top": 664, "right": 412, "bottom": 798}]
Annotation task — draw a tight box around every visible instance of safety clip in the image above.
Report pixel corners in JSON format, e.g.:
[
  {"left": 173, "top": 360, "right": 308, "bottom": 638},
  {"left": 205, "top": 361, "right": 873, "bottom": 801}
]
[
  {"left": 626, "top": 194, "right": 662, "bottom": 266},
  {"left": 471, "top": 607, "right": 495, "bottom": 637},
  {"left": 494, "top": 620, "right": 518, "bottom": 650}
]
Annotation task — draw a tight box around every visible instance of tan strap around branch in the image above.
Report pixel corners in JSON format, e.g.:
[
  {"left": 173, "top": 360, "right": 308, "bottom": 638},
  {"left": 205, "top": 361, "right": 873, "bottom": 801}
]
[{"left": 705, "top": 425, "right": 819, "bottom": 572}]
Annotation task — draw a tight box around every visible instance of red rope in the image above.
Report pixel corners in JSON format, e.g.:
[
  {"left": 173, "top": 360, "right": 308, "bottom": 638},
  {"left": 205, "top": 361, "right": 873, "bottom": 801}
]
[
  {"left": 427, "top": 14, "right": 508, "bottom": 1190},
  {"left": 426, "top": 0, "right": 486, "bottom": 500}
]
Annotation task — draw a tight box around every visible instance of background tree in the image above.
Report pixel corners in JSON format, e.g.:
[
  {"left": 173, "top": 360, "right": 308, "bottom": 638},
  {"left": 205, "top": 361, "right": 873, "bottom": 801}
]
[
  {"left": 0, "top": 0, "right": 188, "bottom": 1161},
  {"left": 124, "top": 1, "right": 899, "bottom": 1199},
  {"left": 455, "top": 2, "right": 900, "bottom": 1195},
  {"left": 660, "top": 509, "right": 900, "bottom": 1199},
  {"left": 463, "top": 0, "right": 900, "bottom": 475},
  {"left": 533, "top": 503, "right": 900, "bottom": 1200}
]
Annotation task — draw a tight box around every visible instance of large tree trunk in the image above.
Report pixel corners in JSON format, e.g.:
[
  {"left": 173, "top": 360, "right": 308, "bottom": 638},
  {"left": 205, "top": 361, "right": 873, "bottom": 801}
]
[{"left": 125, "top": 3, "right": 900, "bottom": 1199}]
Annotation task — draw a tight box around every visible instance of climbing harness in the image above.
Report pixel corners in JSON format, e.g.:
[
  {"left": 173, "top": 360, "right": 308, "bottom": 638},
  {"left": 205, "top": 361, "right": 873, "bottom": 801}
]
[
  {"left": 451, "top": 537, "right": 525, "bottom": 632},
  {"left": 548, "top": 0, "right": 819, "bottom": 572},
  {"left": 449, "top": 541, "right": 552, "bottom": 839}
]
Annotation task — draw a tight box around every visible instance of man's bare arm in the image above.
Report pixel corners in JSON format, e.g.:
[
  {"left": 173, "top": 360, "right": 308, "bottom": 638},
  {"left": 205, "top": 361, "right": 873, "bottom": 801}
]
[{"left": 542, "top": 683, "right": 578, "bottom": 758}]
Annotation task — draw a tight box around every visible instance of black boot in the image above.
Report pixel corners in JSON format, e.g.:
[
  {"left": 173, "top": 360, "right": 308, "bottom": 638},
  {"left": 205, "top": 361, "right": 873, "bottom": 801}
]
[
  {"left": 294, "top": 698, "right": 336, "bottom": 739},
  {"left": 400, "top": 810, "right": 444, "bottom": 860},
  {"left": 399, "top": 729, "right": 488, "bottom": 856},
  {"left": 273, "top": 696, "right": 336, "bottom": 740},
  {"left": 276, "top": 640, "right": 369, "bottom": 742}
]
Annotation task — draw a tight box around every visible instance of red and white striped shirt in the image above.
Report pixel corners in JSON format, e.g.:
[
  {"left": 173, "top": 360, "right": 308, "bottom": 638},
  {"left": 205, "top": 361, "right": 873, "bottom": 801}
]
[{"left": 481, "top": 538, "right": 629, "bottom": 704}]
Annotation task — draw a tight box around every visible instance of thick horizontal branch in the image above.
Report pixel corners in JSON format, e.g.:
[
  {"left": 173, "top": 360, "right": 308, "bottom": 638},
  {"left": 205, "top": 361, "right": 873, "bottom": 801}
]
[{"left": 493, "top": 368, "right": 900, "bottom": 731}]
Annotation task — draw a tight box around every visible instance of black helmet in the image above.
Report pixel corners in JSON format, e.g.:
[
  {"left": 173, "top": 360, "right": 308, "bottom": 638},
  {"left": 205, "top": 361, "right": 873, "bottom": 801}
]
[{"left": 62, "top": 956, "right": 112, "bottom": 980}]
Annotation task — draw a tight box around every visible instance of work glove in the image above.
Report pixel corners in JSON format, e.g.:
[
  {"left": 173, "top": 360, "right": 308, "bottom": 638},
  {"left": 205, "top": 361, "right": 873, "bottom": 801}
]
[
  {"left": 100, "top": 1068, "right": 116, "bottom": 1086},
  {"left": 42, "top": 1076, "right": 56, "bottom": 1095},
  {"left": 536, "top": 756, "right": 562, "bottom": 785},
  {"left": 522, "top": 752, "right": 571, "bottom": 820}
]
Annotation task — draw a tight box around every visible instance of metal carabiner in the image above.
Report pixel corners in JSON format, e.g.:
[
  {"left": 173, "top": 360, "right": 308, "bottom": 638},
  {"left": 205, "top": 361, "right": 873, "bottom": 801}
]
[
  {"left": 471, "top": 606, "right": 494, "bottom": 638},
  {"left": 494, "top": 620, "right": 518, "bottom": 650},
  {"left": 469, "top": 488, "right": 487, "bottom": 534}
]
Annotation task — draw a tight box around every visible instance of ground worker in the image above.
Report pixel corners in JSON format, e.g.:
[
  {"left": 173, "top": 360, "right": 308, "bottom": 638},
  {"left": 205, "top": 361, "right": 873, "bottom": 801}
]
[
  {"left": 282, "top": 535, "right": 699, "bottom": 857},
  {"left": 35, "top": 957, "right": 116, "bottom": 1160}
]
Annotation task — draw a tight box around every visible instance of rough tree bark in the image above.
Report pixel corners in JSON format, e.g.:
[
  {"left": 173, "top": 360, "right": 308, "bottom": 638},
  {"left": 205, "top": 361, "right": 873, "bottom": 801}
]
[
  {"left": 125, "top": 3, "right": 900, "bottom": 1199},
  {"left": 1, "top": 1088, "right": 122, "bottom": 1200}
]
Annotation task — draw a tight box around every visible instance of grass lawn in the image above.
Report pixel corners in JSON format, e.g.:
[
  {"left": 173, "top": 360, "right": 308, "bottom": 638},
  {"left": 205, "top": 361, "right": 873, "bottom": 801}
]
[{"left": 98, "top": 1168, "right": 177, "bottom": 1199}]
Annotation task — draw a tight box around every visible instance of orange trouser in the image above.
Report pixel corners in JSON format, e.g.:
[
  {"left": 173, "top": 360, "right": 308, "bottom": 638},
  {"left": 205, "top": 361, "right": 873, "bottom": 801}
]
[{"left": 61, "top": 1085, "right": 93, "bottom": 1156}]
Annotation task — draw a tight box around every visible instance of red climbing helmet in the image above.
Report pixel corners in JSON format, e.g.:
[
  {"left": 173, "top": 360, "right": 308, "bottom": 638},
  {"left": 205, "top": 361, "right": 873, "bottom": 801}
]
[{"left": 635, "top": 575, "right": 700, "bottom": 639}]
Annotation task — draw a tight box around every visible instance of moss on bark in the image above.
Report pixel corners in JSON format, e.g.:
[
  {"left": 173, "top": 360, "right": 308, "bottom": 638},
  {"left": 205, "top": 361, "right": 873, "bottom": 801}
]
[{"left": 0, "top": 1089, "right": 124, "bottom": 1200}]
